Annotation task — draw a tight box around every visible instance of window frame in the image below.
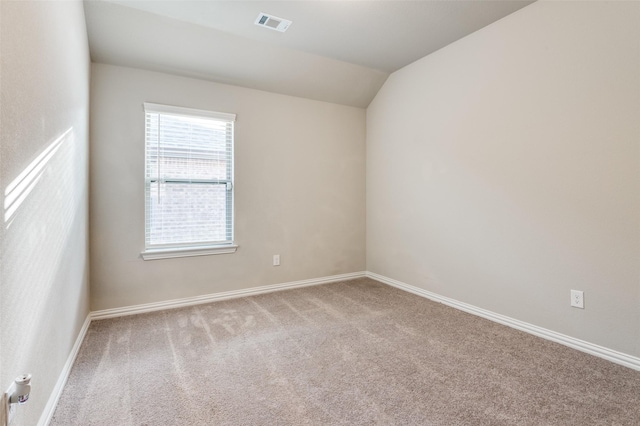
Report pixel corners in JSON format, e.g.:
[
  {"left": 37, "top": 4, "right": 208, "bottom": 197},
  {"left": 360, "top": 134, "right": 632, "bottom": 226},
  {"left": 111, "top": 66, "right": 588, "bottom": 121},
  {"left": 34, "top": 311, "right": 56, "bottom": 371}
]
[{"left": 140, "top": 102, "right": 238, "bottom": 261}]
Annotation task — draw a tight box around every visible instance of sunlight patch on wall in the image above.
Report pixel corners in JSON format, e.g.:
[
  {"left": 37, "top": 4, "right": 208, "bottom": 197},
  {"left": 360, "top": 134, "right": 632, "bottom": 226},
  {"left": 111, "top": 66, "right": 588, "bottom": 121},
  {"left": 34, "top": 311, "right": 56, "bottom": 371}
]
[{"left": 4, "top": 128, "right": 72, "bottom": 227}]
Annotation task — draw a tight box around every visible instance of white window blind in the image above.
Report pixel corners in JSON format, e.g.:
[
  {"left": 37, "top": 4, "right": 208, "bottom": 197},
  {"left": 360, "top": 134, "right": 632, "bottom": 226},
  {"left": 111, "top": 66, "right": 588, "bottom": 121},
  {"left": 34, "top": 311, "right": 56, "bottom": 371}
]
[{"left": 143, "top": 103, "right": 236, "bottom": 253}]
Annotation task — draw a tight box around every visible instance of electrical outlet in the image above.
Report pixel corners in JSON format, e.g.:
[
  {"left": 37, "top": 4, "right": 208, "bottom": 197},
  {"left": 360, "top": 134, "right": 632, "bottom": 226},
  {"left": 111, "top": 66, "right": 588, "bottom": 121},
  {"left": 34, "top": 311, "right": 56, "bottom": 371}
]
[
  {"left": 570, "top": 290, "right": 584, "bottom": 309},
  {"left": 273, "top": 254, "right": 280, "bottom": 266},
  {"left": 2, "top": 375, "right": 30, "bottom": 426}
]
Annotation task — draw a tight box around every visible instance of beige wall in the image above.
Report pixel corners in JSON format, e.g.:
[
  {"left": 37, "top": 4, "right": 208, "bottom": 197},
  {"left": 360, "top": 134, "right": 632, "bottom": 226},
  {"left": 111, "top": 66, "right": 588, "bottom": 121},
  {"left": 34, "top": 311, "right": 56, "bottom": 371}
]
[
  {"left": 367, "top": 1, "right": 640, "bottom": 357},
  {"left": 0, "top": 1, "right": 91, "bottom": 424},
  {"left": 90, "top": 64, "right": 366, "bottom": 311}
]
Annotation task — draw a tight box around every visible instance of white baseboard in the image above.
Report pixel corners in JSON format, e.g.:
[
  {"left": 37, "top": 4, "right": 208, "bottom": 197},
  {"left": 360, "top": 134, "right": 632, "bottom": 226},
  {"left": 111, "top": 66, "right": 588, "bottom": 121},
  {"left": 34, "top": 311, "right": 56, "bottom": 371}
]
[
  {"left": 367, "top": 271, "right": 640, "bottom": 371},
  {"left": 91, "top": 271, "right": 367, "bottom": 320},
  {"left": 38, "top": 314, "right": 91, "bottom": 426}
]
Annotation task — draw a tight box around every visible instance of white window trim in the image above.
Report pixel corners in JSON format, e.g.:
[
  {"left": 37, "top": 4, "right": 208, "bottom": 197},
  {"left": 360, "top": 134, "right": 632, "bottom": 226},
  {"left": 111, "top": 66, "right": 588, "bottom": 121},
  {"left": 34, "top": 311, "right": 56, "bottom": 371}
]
[
  {"left": 141, "top": 102, "right": 237, "bottom": 260},
  {"left": 141, "top": 244, "right": 238, "bottom": 261}
]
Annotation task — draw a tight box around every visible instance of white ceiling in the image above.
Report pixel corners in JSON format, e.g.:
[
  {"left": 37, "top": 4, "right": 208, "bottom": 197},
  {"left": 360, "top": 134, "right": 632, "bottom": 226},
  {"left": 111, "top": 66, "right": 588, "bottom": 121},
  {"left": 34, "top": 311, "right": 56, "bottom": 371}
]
[{"left": 84, "top": 0, "right": 534, "bottom": 107}]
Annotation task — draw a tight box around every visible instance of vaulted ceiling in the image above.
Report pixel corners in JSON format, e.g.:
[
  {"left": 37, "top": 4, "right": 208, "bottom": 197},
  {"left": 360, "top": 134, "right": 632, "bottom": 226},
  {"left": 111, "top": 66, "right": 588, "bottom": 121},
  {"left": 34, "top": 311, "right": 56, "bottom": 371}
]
[{"left": 83, "top": 0, "right": 535, "bottom": 107}]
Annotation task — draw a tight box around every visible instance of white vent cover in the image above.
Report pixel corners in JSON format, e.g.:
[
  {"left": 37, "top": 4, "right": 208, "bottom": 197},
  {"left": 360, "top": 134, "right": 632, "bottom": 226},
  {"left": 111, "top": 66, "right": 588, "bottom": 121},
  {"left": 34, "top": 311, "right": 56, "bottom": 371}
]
[{"left": 254, "top": 12, "right": 292, "bottom": 32}]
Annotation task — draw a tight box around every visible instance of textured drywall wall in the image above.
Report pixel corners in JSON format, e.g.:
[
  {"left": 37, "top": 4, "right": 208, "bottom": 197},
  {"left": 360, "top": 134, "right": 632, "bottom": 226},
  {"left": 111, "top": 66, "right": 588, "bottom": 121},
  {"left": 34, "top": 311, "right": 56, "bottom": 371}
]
[
  {"left": 367, "top": 1, "right": 640, "bottom": 357},
  {"left": 90, "top": 64, "right": 366, "bottom": 311},
  {"left": 0, "top": 1, "right": 90, "bottom": 424}
]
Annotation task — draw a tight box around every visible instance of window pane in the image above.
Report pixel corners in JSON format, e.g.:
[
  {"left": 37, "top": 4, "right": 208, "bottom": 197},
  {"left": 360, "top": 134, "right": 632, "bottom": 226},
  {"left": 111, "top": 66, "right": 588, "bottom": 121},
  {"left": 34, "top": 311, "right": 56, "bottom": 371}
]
[
  {"left": 148, "top": 182, "right": 228, "bottom": 245},
  {"left": 144, "top": 104, "right": 235, "bottom": 249},
  {"left": 146, "top": 113, "right": 231, "bottom": 181}
]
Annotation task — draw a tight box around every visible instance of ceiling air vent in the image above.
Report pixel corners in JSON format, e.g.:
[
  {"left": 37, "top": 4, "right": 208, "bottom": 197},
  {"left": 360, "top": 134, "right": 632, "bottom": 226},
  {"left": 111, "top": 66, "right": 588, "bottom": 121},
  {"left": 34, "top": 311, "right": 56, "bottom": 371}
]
[{"left": 254, "top": 12, "right": 292, "bottom": 32}]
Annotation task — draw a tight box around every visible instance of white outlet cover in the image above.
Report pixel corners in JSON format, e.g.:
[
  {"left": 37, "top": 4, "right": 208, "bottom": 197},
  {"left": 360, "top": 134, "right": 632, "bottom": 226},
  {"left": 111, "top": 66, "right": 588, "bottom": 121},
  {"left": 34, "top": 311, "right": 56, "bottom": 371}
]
[{"left": 570, "top": 290, "right": 584, "bottom": 309}]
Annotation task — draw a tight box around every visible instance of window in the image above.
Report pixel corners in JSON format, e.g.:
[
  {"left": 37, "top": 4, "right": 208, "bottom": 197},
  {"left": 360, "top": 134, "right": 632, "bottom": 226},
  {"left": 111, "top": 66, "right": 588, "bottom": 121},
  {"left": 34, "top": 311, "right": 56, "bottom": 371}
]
[{"left": 141, "top": 103, "right": 237, "bottom": 260}]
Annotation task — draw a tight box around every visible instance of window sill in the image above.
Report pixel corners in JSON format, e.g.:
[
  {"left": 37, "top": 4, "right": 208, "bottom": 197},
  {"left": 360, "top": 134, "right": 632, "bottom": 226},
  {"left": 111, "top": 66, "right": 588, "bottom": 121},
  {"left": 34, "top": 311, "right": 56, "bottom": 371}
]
[{"left": 141, "top": 244, "right": 238, "bottom": 261}]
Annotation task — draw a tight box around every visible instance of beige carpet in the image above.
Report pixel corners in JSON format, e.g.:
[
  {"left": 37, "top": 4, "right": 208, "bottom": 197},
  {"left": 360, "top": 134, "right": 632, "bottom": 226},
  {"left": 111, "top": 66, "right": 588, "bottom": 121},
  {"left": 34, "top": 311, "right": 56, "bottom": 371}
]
[{"left": 51, "top": 278, "right": 640, "bottom": 425}]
